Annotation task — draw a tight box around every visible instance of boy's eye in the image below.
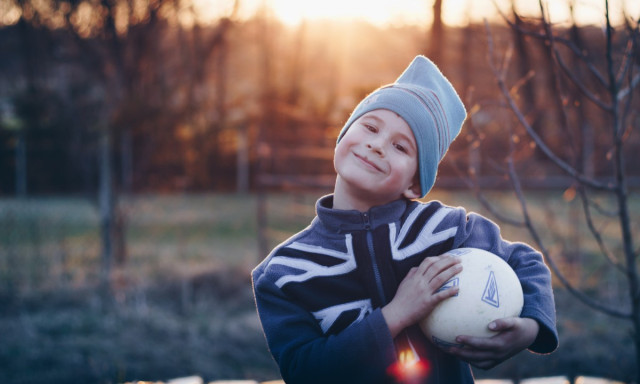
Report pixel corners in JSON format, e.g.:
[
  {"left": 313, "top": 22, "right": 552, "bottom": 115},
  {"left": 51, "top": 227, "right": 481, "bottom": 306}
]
[
  {"left": 364, "top": 124, "right": 377, "bottom": 133},
  {"left": 395, "top": 143, "right": 407, "bottom": 153}
]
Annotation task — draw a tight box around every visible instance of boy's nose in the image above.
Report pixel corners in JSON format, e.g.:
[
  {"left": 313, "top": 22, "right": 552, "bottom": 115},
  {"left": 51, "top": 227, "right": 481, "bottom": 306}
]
[{"left": 366, "top": 142, "right": 385, "bottom": 157}]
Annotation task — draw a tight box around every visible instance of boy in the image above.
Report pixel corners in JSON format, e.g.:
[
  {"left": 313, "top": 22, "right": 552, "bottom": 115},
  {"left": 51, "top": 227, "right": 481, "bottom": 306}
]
[{"left": 252, "top": 55, "right": 558, "bottom": 384}]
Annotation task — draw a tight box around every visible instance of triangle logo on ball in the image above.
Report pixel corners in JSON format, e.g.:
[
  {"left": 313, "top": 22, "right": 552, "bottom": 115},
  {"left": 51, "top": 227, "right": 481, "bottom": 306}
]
[
  {"left": 436, "top": 277, "right": 459, "bottom": 296},
  {"left": 482, "top": 271, "right": 500, "bottom": 308}
]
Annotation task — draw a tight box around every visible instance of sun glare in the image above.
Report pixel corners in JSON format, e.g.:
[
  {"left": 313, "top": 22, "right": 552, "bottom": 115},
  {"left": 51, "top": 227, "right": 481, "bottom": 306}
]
[
  {"left": 2, "top": 0, "right": 638, "bottom": 28},
  {"left": 269, "top": 0, "right": 430, "bottom": 26},
  {"left": 387, "top": 349, "right": 431, "bottom": 383},
  {"left": 260, "top": 0, "right": 638, "bottom": 27}
]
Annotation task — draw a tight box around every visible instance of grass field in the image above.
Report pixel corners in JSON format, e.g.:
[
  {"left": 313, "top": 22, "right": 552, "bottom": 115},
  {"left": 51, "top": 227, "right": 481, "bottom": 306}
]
[{"left": 0, "top": 191, "right": 637, "bottom": 383}]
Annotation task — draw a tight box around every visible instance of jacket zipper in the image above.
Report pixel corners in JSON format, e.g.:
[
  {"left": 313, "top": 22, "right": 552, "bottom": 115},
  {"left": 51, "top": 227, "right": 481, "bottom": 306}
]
[
  {"left": 364, "top": 212, "right": 423, "bottom": 371},
  {"left": 363, "top": 212, "right": 387, "bottom": 305}
]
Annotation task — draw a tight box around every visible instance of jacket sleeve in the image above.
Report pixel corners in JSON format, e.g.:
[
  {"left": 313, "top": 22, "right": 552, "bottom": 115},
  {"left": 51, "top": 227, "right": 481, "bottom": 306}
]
[
  {"left": 252, "top": 263, "right": 397, "bottom": 384},
  {"left": 447, "top": 208, "right": 559, "bottom": 354}
]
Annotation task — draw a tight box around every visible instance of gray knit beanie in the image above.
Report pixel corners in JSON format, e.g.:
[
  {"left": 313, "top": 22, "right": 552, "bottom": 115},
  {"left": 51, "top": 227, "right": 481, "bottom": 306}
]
[{"left": 337, "top": 55, "right": 467, "bottom": 197}]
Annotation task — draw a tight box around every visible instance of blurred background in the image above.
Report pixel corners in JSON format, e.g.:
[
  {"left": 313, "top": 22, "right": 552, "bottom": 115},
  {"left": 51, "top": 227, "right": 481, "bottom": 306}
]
[{"left": 0, "top": 0, "right": 639, "bottom": 383}]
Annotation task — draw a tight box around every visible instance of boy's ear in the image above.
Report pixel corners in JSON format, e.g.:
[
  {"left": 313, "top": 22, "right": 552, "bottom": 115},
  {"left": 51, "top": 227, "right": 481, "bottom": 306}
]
[{"left": 402, "top": 179, "right": 421, "bottom": 200}]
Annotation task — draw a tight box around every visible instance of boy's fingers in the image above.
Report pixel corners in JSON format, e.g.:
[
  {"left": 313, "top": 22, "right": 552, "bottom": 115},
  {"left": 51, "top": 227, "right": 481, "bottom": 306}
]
[
  {"left": 428, "top": 263, "right": 461, "bottom": 289},
  {"left": 488, "top": 317, "right": 517, "bottom": 331},
  {"left": 454, "top": 317, "right": 525, "bottom": 352},
  {"left": 427, "top": 258, "right": 462, "bottom": 287},
  {"left": 454, "top": 335, "right": 497, "bottom": 350},
  {"left": 415, "top": 255, "right": 441, "bottom": 275},
  {"left": 449, "top": 344, "right": 494, "bottom": 359},
  {"left": 418, "top": 254, "right": 460, "bottom": 276},
  {"left": 447, "top": 344, "right": 502, "bottom": 369},
  {"left": 433, "top": 284, "right": 459, "bottom": 300}
]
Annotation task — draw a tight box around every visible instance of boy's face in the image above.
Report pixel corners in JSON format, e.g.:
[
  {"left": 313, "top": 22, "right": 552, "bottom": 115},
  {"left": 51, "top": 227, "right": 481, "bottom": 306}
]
[{"left": 334, "top": 109, "right": 420, "bottom": 206}]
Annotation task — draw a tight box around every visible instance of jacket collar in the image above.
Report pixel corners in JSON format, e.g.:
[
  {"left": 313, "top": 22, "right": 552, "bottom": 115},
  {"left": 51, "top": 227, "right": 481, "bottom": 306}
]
[{"left": 315, "top": 194, "right": 408, "bottom": 233}]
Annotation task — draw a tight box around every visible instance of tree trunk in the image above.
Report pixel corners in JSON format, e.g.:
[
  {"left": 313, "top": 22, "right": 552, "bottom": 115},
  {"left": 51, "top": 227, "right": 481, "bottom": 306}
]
[
  {"left": 212, "top": 31, "right": 228, "bottom": 190},
  {"left": 427, "top": 0, "right": 443, "bottom": 63},
  {"left": 605, "top": 8, "right": 640, "bottom": 380},
  {"left": 121, "top": 130, "right": 133, "bottom": 194},
  {"left": 15, "top": 129, "right": 27, "bottom": 198},
  {"left": 99, "top": 128, "right": 113, "bottom": 302},
  {"left": 236, "top": 124, "right": 249, "bottom": 194},
  {"left": 484, "top": 3, "right": 640, "bottom": 380},
  {"left": 256, "top": 3, "right": 274, "bottom": 260}
]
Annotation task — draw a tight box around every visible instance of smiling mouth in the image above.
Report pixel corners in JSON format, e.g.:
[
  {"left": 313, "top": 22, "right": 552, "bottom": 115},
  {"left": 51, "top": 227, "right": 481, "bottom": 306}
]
[{"left": 354, "top": 153, "right": 383, "bottom": 172}]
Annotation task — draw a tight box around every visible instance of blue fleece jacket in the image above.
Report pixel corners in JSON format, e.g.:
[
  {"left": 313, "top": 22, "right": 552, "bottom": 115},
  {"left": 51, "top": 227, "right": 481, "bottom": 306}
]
[{"left": 252, "top": 195, "right": 558, "bottom": 384}]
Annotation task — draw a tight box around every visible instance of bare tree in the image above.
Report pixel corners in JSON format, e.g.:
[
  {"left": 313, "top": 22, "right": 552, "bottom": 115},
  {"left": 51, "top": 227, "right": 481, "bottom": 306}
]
[
  {"left": 14, "top": 16, "right": 34, "bottom": 198},
  {"left": 427, "top": 0, "right": 444, "bottom": 63},
  {"left": 255, "top": 0, "right": 276, "bottom": 260},
  {"left": 477, "top": 1, "right": 639, "bottom": 381},
  {"left": 181, "top": 0, "right": 239, "bottom": 190},
  {"left": 13, "top": 0, "right": 176, "bottom": 300}
]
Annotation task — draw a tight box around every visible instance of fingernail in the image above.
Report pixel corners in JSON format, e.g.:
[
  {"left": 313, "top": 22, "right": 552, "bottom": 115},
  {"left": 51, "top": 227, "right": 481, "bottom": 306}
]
[{"left": 489, "top": 322, "right": 497, "bottom": 330}]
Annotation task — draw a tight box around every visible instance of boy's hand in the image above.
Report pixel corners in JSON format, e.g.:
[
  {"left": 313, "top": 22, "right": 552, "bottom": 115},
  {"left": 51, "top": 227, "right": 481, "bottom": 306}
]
[
  {"left": 446, "top": 317, "right": 539, "bottom": 370},
  {"left": 382, "top": 255, "right": 462, "bottom": 338}
]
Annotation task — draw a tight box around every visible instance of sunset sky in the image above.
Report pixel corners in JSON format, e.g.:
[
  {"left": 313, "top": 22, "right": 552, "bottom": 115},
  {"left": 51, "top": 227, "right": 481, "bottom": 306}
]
[
  {"left": 200, "top": 0, "right": 640, "bottom": 27},
  {"left": 1, "top": 0, "right": 638, "bottom": 29}
]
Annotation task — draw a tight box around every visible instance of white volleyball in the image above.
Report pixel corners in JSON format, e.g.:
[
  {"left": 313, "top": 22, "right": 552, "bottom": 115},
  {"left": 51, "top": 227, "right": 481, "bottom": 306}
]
[{"left": 419, "top": 248, "right": 524, "bottom": 348}]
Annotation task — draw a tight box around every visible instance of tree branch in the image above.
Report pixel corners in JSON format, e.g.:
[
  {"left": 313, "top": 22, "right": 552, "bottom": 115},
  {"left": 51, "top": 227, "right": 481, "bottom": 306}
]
[
  {"left": 536, "top": 0, "right": 612, "bottom": 113},
  {"left": 616, "top": 39, "right": 634, "bottom": 87},
  {"left": 461, "top": 167, "right": 526, "bottom": 228},
  {"left": 485, "top": 20, "right": 615, "bottom": 192},
  {"left": 505, "top": 152, "right": 630, "bottom": 319},
  {"left": 616, "top": 20, "right": 640, "bottom": 102},
  {"left": 618, "top": 72, "right": 640, "bottom": 102},
  {"left": 492, "top": 1, "right": 609, "bottom": 88},
  {"left": 585, "top": 194, "right": 619, "bottom": 218},
  {"left": 577, "top": 185, "right": 626, "bottom": 273},
  {"left": 485, "top": 17, "right": 630, "bottom": 319},
  {"left": 553, "top": 49, "right": 613, "bottom": 111}
]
